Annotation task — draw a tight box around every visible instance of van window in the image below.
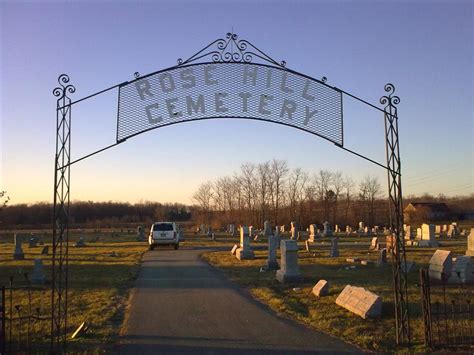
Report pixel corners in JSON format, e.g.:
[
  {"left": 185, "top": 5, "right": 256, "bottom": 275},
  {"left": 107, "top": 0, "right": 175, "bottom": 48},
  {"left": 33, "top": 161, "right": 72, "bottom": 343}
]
[{"left": 153, "top": 223, "right": 174, "bottom": 231}]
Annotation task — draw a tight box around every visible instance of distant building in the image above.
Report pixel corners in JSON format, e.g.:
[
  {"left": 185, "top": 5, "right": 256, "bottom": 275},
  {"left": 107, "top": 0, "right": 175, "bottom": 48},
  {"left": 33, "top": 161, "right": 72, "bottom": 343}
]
[{"left": 404, "top": 202, "right": 451, "bottom": 223}]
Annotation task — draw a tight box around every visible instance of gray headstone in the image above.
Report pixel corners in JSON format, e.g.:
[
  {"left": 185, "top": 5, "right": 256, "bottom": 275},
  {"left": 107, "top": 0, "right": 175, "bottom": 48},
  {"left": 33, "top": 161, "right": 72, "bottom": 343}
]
[
  {"left": 312, "top": 280, "right": 329, "bottom": 297},
  {"left": 267, "top": 235, "right": 279, "bottom": 270},
  {"left": 323, "top": 221, "right": 333, "bottom": 237},
  {"left": 263, "top": 221, "right": 272, "bottom": 236},
  {"left": 336, "top": 285, "right": 382, "bottom": 319},
  {"left": 31, "top": 259, "right": 46, "bottom": 284},
  {"left": 377, "top": 248, "right": 387, "bottom": 266},
  {"left": 329, "top": 237, "right": 339, "bottom": 257},
  {"left": 29, "top": 236, "right": 38, "bottom": 248},
  {"left": 276, "top": 240, "right": 302, "bottom": 283},
  {"left": 448, "top": 256, "right": 473, "bottom": 283},
  {"left": 13, "top": 234, "right": 25, "bottom": 260},
  {"left": 74, "top": 236, "right": 86, "bottom": 247},
  {"left": 41, "top": 246, "right": 49, "bottom": 255}
]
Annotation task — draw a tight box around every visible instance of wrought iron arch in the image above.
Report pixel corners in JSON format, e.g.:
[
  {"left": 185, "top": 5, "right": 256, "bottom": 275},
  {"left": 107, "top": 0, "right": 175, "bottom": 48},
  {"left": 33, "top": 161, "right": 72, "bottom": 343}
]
[{"left": 50, "top": 32, "right": 410, "bottom": 352}]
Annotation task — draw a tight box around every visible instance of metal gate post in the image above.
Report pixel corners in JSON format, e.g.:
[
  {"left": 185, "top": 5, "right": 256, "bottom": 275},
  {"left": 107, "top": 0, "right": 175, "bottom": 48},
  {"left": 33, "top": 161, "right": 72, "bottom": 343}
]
[
  {"left": 381, "top": 83, "right": 411, "bottom": 345},
  {"left": 51, "top": 74, "right": 75, "bottom": 352}
]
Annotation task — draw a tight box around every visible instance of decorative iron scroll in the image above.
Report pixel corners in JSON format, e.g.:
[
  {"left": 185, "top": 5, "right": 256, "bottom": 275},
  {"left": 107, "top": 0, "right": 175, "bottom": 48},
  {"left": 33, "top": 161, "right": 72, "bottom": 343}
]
[
  {"left": 117, "top": 63, "right": 343, "bottom": 145},
  {"left": 177, "top": 32, "right": 287, "bottom": 67}
]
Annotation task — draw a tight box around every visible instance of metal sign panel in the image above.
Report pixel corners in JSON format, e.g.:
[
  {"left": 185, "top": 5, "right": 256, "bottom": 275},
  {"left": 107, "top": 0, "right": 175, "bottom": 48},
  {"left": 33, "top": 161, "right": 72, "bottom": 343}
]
[{"left": 117, "top": 63, "right": 343, "bottom": 144}]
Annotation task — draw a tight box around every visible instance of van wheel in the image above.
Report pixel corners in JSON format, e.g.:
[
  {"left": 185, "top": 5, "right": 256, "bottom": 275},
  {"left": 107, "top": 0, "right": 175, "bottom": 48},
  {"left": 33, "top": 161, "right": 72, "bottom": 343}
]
[{"left": 174, "top": 243, "right": 179, "bottom": 250}]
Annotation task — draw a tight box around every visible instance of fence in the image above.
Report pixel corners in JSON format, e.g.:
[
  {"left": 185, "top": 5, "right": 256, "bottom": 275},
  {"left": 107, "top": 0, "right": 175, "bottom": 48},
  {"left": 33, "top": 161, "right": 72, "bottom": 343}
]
[
  {"left": 420, "top": 267, "right": 473, "bottom": 349},
  {"left": 0, "top": 273, "right": 51, "bottom": 353}
]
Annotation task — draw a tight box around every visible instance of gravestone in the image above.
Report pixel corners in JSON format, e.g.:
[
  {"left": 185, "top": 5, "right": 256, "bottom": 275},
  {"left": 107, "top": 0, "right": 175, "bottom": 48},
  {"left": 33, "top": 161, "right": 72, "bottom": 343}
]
[
  {"left": 322, "top": 222, "right": 333, "bottom": 237},
  {"left": 416, "top": 228, "right": 422, "bottom": 240},
  {"left": 31, "top": 259, "right": 46, "bottom": 284},
  {"left": 13, "top": 234, "right": 25, "bottom": 260},
  {"left": 376, "top": 248, "right": 387, "bottom": 266},
  {"left": 290, "top": 222, "right": 298, "bottom": 240},
  {"left": 447, "top": 224, "right": 455, "bottom": 238},
  {"left": 429, "top": 249, "right": 452, "bottom": 281},
  {"left": 466, "top": 228, "right": 474, "bottom": 256},
  {"left": 136, "top": 226, "right": 145, "bottom": 241},
  {"left": 74, "top": 236, "right": 86, "bottom": 247},
  {"left": 305, "top": 240, "right": 313, "bottom": 253},
  {"left": 230, "top": 244, "right": 238, "bottom": 255},
  {"left": 373, "top": 226, "right": 379, "bottom": 235},
  {"left": 276, "top": 240, "right": 302, "bottom": 283},
  {"left": 419, "top": 224, "right": 438, "bottom": 247},
  {"left": 329, "top": 237, "right": 339, "bottom": 257},
  {"left": 435, "top": 225, "right": 441, "bottom": 235},
  {"left": 336, "top": 285, "right": 382, "bottom": 319},
  {"left": 448, "top": 256, "right": 473, "bottom": 283},
  {"left": 402, "top": 261, "right": 416, "bottom": 273},
  {"left": 364, "top": 226, "right": 371, "bottom": 236},
  {"left": 369, "top": 237, "right": 379, "bottom": 251},
  {"left": 386, "top": 234, "right": 396, "bottom": 254},
  {"left": 280, "top": 225, "right": 286, "bottom": 234},
  {"left": 207, "top": 226, "right": 212, "bottom": 238},
  {"left": 236, "top": 226, "right": 254, "bottom": 260},
  {"left": 312, "top": 280, "right": 329, "bottom": 297},
  {"left": 358, "top": 221, "right": 365, "bottom": 232},
  {"left": 229, "top": 224, "right": 236, "bottom": 236},
  {"left": 41, "top": 246, "right": 49, "bottom": 255},
  {"left": 404, "top": 225, "right": 412, "bottom": 240},
  {"left": 345, "top": 225, "right": 352, "bottom": 235},
  {"left": 29, "top": 236, "right": 38, "bottom": 248},
  {"left": 308, "top": 224, "right": 318, "bottom": 242},
  {"left": 267, "top": 235, "right": 279, "bottom": 270},
  {"left": 274, "top": 226, "right": 280, "bottom": 236},
  {"left": 263, "top": 221, "right": 272, "bottom": 236}
]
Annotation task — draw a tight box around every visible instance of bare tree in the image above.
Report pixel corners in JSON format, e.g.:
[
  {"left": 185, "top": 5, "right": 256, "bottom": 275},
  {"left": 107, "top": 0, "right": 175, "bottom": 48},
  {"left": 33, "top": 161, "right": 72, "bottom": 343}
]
[
  {"left": 314, "top": 170, "right": 333, "bottom": 222},
  {"left": 257, "top": 161, "right": 271, "bottom": 226},
  {"left": 331, "top": 171, "right": 344, "bottom": 225},
  {"left": 342, "top": 176, "right": 355, "bottom": 225},
  {"left": 287, "top": 168, "right": 307, "bottom": 223},
  {"left": 239, "top": 163, "right": 258, "bottom": 225},
  {"left": 359, "top": 175, "right": 381, "bottom": 227},
  {"left": 192, "top": 181, "right": 214, "bottom": 224},
  {"left": 269, "top": 159, "right": 288, "bottom": 225}
]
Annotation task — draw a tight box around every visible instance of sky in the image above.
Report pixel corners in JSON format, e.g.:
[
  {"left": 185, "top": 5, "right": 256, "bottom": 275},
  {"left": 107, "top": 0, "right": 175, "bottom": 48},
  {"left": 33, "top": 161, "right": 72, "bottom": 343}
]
[{"left": 1, "top": 0, "right": 473, "bottom": 205}]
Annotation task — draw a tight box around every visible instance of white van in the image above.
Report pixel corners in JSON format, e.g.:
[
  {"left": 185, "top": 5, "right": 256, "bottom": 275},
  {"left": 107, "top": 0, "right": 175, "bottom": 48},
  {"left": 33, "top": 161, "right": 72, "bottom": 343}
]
[{"left": 149, "top": 222, "right": 180, "bottom": 250}]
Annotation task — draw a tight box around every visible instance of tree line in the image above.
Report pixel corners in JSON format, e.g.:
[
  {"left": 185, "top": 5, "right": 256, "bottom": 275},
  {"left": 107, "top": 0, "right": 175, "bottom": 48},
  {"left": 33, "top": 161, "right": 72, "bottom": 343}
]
[
  {"left": 192, "top": 160, "right": 389, "bottom": 229},
  {"left": 0, "top": 201, "right": 191, "bottom": 228}
]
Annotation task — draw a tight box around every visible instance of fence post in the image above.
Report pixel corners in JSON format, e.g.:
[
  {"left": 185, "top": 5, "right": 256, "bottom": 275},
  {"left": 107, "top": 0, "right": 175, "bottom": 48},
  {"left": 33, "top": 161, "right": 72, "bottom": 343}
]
[{"left": 420, "top": 268, "right": 432, "bottom": 347}]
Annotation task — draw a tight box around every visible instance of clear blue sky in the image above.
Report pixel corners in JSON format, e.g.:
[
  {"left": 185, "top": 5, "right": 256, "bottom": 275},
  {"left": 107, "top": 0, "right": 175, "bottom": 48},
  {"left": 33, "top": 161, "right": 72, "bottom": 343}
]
[{"left": 1, "top": 0, "right": 473, "bottom": 204}]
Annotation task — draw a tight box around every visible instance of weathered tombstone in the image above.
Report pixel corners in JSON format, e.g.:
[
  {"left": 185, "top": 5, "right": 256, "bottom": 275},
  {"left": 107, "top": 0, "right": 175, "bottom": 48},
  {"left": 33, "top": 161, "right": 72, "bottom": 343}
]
[
  {"left": 136, "top": 226, "right": 145, "bottom": 241},
  {"left": 402, "top": 260, "right": 415, "bottom": 273},
  {"left": 336, "top": 285, "right": 382, "bottom": 319},
  {"left": 263, "top": 221, "right": 272, "bottom": 236},
  {"left": 373, "top": 226, "right": 379, "bottom": 235},
  {"left": 429, "top": 249, "right": 452, "bottom": 281},
  {"left": 211, "top": 233, "right": 216, "bottom": 241},
  {"left": 346, "top": 257, "right": 361, "bottom": 263},
  {"left": 447, "top": 224, "right": 455, "bottom": 238},
  {"left": 322, "top": 222, "right": 333, "bottom": 237},
  {"left": 31, "top": 259, "right": 46, "bottom": 284},
  {"left": 376, "top": 248, "right": 387, "bottom": 266},
  {"left": 435, "top": 225, "right": 441, "bottom": 235},
  {"left": 276, "top": 240, "right": 302, "bottom": 283},
  {"left": 416, "top": 228, "right": 422, "bottom": 240},
  {"left": 13, "top": 234, "right": 25, "bottom": 260},
  {"left": 419, "top": 224, "right": 438, "bottom": 247},
  {"left": 334, "top": 225, "right": 340, "bottom": 234},
  {"left": 236, "top": 226, "right": 254, "bottom": 260},
  {"left": 74, "top": 236, "right": 86, "bottom": 247},
  {"left": 280, "top": 225, "right": 286, "bottom": 234},
  {"left": 274, "top": 226, "right": 280, "bottom": 236},
  {"left": 229, "top": 224, "right": 235, "bottom": 236},
  {"left": 267, "top": 235, "right": 279, "bottom": 270},
  {"left": 448, "top": 256, "right": 473, "bottom": 283},
  {"left": 369, "top": 237, "right": 379, "bottom": 251},
  {"left": 329, "top": 237, "right": 339, "bottom": 257},
  {"left": 364, "top": 226, "right": 371, "bottom": 236},
  {"left": 230, "top": 244, "right": 238, "bottom": 255},
  {"left": 358, "top": 221, "right": 365, "bottom": 232},
  {"left": 41, "top": 246, "right": 49, "bottom": 255},
  {"left": 290, "top": 222, "right": 298, "bottom": 240},
  {"left": 308, "top": 224, "right": 318, "bottom": 242},
  {"left": 466, "top": 228, "right": 474, "bottom": 256},
  {"left": 305, "top": 240, "right": 313, "bottom": 253},
  {"left": 386, "top": 234, "right": 396, "bottom": 254},
  {"left": 207, "top": 226, "right": 212, "bottom": 238},
  {"left": 312, "top": 280, "right": 329, "bottom": 297}
]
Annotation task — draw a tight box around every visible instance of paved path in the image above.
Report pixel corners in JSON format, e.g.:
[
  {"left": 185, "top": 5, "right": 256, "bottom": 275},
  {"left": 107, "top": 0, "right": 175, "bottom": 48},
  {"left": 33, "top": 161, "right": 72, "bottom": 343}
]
[{"left": 114, "top": 246, "right": 360, "bottom": 354}]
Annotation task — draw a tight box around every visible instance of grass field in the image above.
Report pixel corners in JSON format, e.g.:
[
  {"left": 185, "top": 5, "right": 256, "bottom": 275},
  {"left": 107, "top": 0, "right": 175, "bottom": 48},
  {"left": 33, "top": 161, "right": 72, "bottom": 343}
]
[
  {"left": 202, "top": 233, "right": 470, "bottom": 353},
  {"left": 0, "top": 231, "right": 148, "bottom": 353}
]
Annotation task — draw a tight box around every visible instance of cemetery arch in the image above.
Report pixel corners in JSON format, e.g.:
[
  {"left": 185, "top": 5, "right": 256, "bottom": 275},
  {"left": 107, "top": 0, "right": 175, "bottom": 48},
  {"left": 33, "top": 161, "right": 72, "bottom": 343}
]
[{"left": 51, "top": 32, "right": 409, "bottom": 351}]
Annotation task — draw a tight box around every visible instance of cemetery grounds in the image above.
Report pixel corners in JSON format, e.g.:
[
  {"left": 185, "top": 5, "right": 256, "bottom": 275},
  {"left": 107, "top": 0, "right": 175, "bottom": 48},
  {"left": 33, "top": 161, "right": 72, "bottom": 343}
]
[{"left": 0, "top": 226, "right": 471, "bottom": 353}]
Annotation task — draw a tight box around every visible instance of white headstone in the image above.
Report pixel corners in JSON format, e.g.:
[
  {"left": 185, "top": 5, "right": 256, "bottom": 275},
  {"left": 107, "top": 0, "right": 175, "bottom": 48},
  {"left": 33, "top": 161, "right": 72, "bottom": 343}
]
[
  {"left": 309, "top": 224, "right": 318, "bottom": 242},
  {"left": 467, "top": 228, "right": 474, "bottom": 256},
  {"left": 358, "top": 221, "right": 365, "bottom": 231},
  {"left": 429, "top": 250, "right": 452, "bottom": 281},
  {"left": 336, "top": 285, "right": 382, "bottom": 319},
  {"left": 369, "top": 237, "right": 379, "bottom": 251},
  {"left": 419, "top": 224, "right": 438, "bottom": 247},
  {"left": 290, "top": 222, "right": 298, "bottom": 240},
  {"left": 312, "top": 280, "right": 329, "bottom": 297},
  {"left": 236, "top": 226, "right": 254, "bottom": 260}
]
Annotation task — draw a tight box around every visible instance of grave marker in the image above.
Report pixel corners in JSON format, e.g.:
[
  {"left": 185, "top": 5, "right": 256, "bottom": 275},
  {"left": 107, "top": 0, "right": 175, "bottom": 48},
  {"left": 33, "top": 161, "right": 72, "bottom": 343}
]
[
  {"left": 336, "top": 285, "right": 382, "bottom": 319},
  {"left": 312, "top": 280, "right": 329, "bottom": 297},
  {"left": 429, "top": 249, "right": 452, "bottom": 281},
  {"left": 13, "top": 234, "right": 25, "bottom": 260},
  {"left": 236, "top": 226, "right": 254, "bottom": 260},
  {"left": 276, "top": 240, "right": 302, "bottom": 283},
  {"left": 267, "top": 235, "right": 279, "bottom": 270}
]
